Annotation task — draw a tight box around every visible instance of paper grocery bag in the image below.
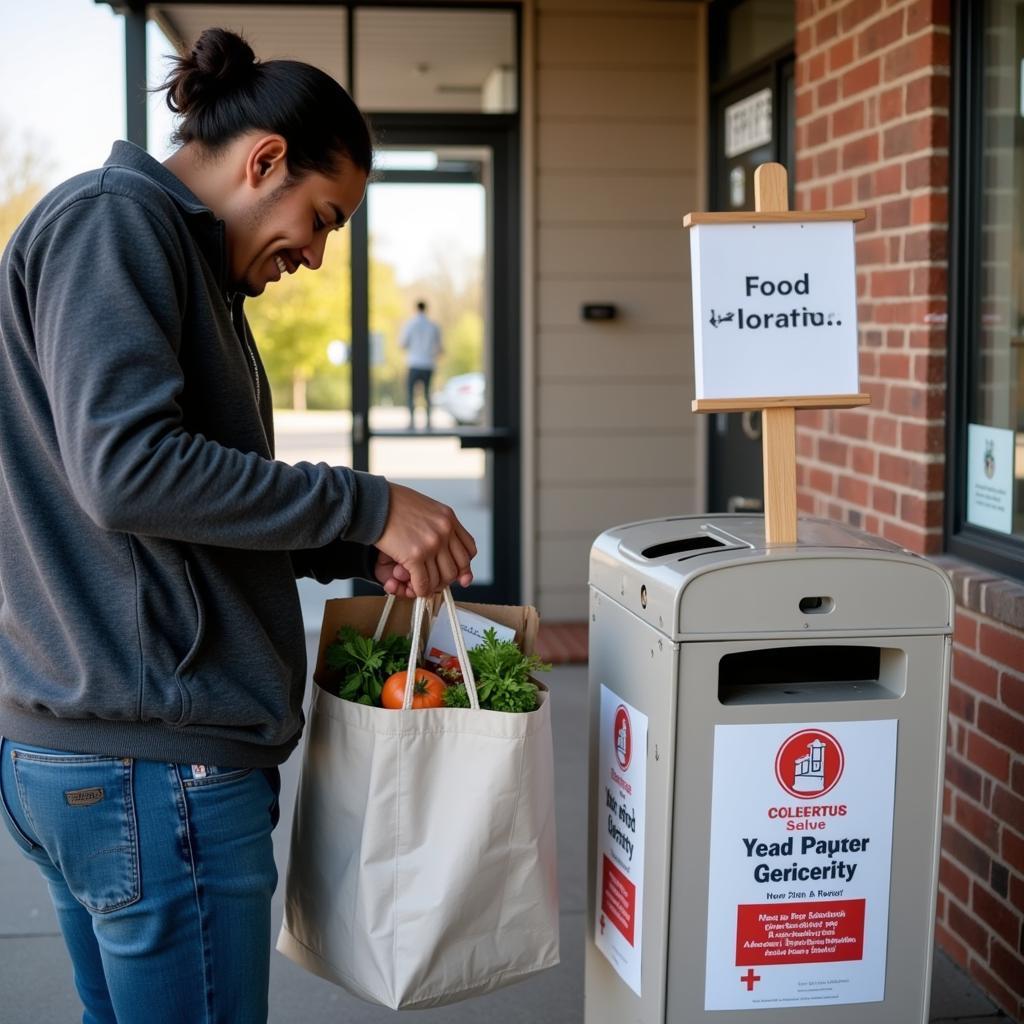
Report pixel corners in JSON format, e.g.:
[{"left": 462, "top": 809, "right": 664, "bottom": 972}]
[{"left": 277, "top": 592, "right": 559, "bottom": 1009}]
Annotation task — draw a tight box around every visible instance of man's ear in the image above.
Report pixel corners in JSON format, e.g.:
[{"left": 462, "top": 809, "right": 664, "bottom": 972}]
[{"left": 244, "top": 135, "right": 289, "bottom": 189}]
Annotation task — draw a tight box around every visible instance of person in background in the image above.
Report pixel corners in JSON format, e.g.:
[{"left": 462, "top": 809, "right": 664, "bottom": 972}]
[
  {"left": 400, "top": 299, "right": 443, "bottom": 430},
  {"left": 0, "top": 28, "right": 474, "bottom": 1024}
]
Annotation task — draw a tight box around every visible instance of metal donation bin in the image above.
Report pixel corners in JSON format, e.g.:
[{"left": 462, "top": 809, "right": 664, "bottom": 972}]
[{"left": 585, "top": 514, "right": 953, "bottom": 1024}]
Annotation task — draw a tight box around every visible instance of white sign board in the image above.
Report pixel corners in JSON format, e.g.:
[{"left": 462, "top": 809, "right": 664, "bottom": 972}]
[
  {"left": 594, "top": 686, "right": 648, "bottom": 996},
  {"left": 725, "top": 88, "right": 773, "bottom": 158},
  {"left": 967, "top": 424, "right": 1015, "bottom": 534},
  {"left": 705, "top": 720, "right": 897, "bottom": 1011},
  {"left": 690, "top": 221, "right": 859, "bottom": 400}
]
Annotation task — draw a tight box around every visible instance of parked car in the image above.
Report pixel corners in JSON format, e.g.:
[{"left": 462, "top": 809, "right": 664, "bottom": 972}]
[{"left": 434, "top": 372, "right": 485, "bottom": 425}]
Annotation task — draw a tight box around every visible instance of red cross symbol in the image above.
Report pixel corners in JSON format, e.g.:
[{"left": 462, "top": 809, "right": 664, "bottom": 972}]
[{"left": 740, "top": 968, "right": 761, "bottom": 991}]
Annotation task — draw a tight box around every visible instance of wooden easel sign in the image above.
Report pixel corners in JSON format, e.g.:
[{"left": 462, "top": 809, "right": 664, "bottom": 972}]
[{"left": 684, "top": 163, "right": 869, "bottom": 543}]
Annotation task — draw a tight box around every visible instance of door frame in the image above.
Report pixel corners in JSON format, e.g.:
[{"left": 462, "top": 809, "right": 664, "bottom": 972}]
[
  {"left": 350, "top": 114, "right": 521, "bottom": 602},
  {"left": 706, "top": 32, "right": 795, "bottom": 513}
]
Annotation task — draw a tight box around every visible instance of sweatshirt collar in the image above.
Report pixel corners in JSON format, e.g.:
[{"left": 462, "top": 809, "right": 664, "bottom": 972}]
[{"left": 104, "top": 140, "right": 229, "bottom": 286}]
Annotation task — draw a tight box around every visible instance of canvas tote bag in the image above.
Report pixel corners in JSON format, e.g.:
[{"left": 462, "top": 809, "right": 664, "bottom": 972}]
[{"left": 277, "top": 589, "right": 560, "bottom": 1009}]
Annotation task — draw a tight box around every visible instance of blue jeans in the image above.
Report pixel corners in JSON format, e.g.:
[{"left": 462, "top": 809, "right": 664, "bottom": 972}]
[{"left": 0, "top": 738, "right": 280, "bottom": 1024}]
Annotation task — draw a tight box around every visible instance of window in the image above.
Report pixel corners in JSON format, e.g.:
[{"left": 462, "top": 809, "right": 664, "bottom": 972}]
[{"left": 949, "top": 0, "right": 1024, "bottom": 580}]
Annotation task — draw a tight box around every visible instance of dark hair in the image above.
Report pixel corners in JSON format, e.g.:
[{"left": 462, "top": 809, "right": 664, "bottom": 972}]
[
  {"left": 161, "top": 28, "right": 372, "bottom": 177},
  {"left": 416, "top": 300, "right": 427, "bottom": 312}
]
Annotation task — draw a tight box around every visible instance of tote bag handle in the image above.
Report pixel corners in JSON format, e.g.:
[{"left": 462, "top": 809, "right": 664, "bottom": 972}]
[
  {"left": 372, "top": 590, "right": 480, "bottom": 710},
  {"left": 406, "top": 590, "right": 480, "bottom": 711}
]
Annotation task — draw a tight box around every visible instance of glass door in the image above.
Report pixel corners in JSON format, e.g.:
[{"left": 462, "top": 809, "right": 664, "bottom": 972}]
[{"left": 350, "top": 125, "right": 519, "bottom": 602}]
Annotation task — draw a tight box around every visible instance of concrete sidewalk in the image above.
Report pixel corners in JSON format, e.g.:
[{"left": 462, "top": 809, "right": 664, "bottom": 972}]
[{"left": 0, "top": 661, "right": 1011, "bottom": 1023}]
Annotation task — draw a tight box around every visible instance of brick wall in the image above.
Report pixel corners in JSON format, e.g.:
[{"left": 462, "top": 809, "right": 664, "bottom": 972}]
[
  {"left": 794, "top": 2, "right": 1024, "bottom": 1020},
  {"left": 794, "top": 0, "right": 949, "bottom": 553}
]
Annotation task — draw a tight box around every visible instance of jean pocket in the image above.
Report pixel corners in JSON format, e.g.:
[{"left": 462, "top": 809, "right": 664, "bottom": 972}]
[
  {"left": 181, "top": 764, "right": 254, "bottom": 789},
  {"left": 12, "top": 750, "right": 140, "bottom": 914}
]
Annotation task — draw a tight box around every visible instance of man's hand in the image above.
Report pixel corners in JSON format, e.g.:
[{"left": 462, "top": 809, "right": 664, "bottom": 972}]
[{"left": 374, "top": 483, "right": 476, "bottom": 597}]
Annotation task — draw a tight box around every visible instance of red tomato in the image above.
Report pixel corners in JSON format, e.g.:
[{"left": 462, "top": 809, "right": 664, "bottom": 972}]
[{"left": 381, "top": 668, "right": 446, "bottom": 709}]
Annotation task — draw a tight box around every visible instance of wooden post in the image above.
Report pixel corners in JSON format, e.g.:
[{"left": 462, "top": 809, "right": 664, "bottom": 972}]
[{"left": 754, "top": 164, "right": 798, "bottom": 545}]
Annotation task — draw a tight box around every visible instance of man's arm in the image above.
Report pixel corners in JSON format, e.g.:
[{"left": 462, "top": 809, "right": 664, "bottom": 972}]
[{"left": 28, "top": 190, "right": 387, "bottom": 550}]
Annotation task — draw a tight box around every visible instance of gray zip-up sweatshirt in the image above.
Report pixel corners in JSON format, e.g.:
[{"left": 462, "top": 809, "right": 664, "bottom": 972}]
[{"left": 0, "top": 141, "right": 389, "bottom": 766}]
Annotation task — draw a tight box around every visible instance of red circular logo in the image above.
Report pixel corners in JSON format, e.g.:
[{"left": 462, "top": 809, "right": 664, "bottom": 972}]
[
  {"left": 774, "top": 729, "right": 844, "bottom": 799},
  {"left": 614, "top": 705, "right": 632, "bottom": 771}
]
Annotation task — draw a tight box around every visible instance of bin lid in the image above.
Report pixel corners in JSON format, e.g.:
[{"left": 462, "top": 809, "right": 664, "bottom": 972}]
[{"left": 590, "top": 515, "right": 954, "bottom": 640}]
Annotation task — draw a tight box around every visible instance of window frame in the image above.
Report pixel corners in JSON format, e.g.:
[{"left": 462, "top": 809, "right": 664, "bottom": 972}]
[{"left": 946, "top": 0, "right": 1024, "bottom": 582}]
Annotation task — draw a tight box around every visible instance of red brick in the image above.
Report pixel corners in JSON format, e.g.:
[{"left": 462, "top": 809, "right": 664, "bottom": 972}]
[
  {"left": 946, "top": 899, "right": 990, "bottom": 956},
  {"left": 993, "top": 785, "right": 1024, "bottom": 835},
  {"left": 949, "top": 682, "right": 976, "bottom": 723},
  {"left": 940, "top": 853, "right": 972, "bottom": 903},
  {"left": 973, "top": 882, "right": 1022, "bottom": 947},
  {"left": 829, "top": 36, "right": 856, "bottom": 73},
  {"left": 814, "top": 10, "right": 839, "bottom": 46},
  {"left": 880, "top": 519, "right": 929, "bottom": 553},
  {"left": 978, "top": 624, "right": 1024, "bottom": 672},
  {"left": 967, "top": 729, "right": 1012, "bottom": 782},
  {"left": 1004, "top": 830, "right": 1024, "bottom": 877},
  {"left": 838, "top": 475, "right": 870, "bottom": 505},
  {"left": 885, "top": 32, "right": 952, "bottom": 82},
  {"left": 954, "top": 649, "right": 1000, "bottom": 699},
  {"left": 872, "top": 415, "right": 898, "bottom": 446},
  {"left": 978, "top": 704, "right": 1024, "bottom": 757},
  {"left": 990, "top": 939, "right": 1024, "bottom": 996},
  {"left": 900, "top": 493, "right": 942, "bottom": 529},
  {"left": 857, "top": 236, "right": 888, "bottom": 265},
  {"left": 1012, "top": 758, "right": 1024, "bottom": 797},
  {"left": 1004, "top": 672, "right": 1024, "bottom": 718},
  {"left": 906, "top": 154, "right": 949, "bottom": 189},
  {"left": 935, "top": 922, "right": 969, "bottom": 968},
  {"left": 883, "top": 117, "right": 936, "bottom": 159},
  {"left": 818, "top": 438, "right": 849, "bottom": 467},
  {"left": 831, "top": 177, "right": 854, "bottom": 205},
  {"left": 840, "top": 0, "right": 888, "bottom": 32},
  {"left": 878, "top": 85, "right": 903, "bottom": 123},
  {"left": 816, "top": 77, "right": 839, "bottom": 109},
  {"left": 906, "top": 71, "right": 948, "bottom": 112},
  {"left": 871, "top": 264, "right": 910, "bottom": 295},
  {"left": 947, "top": 753, "right": 985, "bottom": 802},
  {"left": 904, "top": 228, "right": 948, "bottom": 261},
  {"left": 842, "top": 133, "right": 879, "bottom": 169},
  {"left": 908, "top": 1, "right": 951, "bottom": 34},
  {"left": 878, "top": 351, "right": 911, "bottom": 378},
  {"left": 851, "top": 444, "right": 875, "bottom": 474},
  {"left": 944, "top": 820, "right": 994, "bottom": 878},
  {"left": 815, "top": 147, "right": 839, "bottom": 177},
  {"left": 807, "top": 112, "right": 830, "bottom": 148},
  {"left": 968, "top": 958, "right": 1019, "bottom": 1017},
  {"left": 912, "top": 192, "right": 948, "bottom": 225},
  {"left": 955, "top": 612, "right": 980, "bottom": 651},
  {"left": 955, "top": 796, "right": 1001, "bottom": 851},
  {"left": 900, "top": 420, "right": 945, "bottom": 454},
  {"left": 809, "top": 467, "right": 834, "bottom": 494},
  {"left": 859, "top": 9, "right": 905, "bottom": 57},
  {"left": 873, "top": 485, "right": 898, "bottom": 515},
  {"left": 912, "top": 352, "right": 947, "bottom": 384},
  {"left": 837, "top": 411, "right": 869, "bottom": 439},
  {"left": 842, "top": 57, "right": 881, "bottom": 99}
]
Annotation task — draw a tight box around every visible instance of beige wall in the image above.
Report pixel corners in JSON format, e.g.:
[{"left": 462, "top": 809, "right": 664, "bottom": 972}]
[{"left": 530, "top": 0, "right": 705, "bottom": 619}]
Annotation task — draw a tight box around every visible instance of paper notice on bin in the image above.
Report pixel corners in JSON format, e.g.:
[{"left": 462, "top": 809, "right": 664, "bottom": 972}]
[
  {"left": 423, "top": 607, "right": 516, "bottom": 666},
  {"left": 594, "top": 685, "right": 648, "bottom": 996},
  {"left": 704, "top": 719, "right": 897, "bottom": 1011}
]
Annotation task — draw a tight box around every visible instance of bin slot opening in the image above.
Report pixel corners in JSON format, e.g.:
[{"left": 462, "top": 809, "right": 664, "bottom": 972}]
[
  {"left": 641, "top": 535, "right": 726, "bottom": 559},
  {"left": 799, "top": 595, "right": 835, "bottom": 614},
  {"left": 718, "top": 646, "right": 906, "bottom": 705}
]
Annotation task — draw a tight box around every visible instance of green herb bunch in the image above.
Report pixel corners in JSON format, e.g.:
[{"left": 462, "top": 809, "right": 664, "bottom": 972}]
[
  {"left": 442, "top": 628, "right": 550, "bottom": 713},
  {"left": 326, "top": 626, "right": 412, "bottom": 706}
]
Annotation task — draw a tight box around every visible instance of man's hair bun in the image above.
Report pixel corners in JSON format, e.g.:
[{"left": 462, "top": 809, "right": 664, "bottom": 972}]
[
  {"left": 158, "top": 25, "right": 372, "bottom": 179},
  {"left": 164, "top": 28, "right": 258, "bottom": 116}
]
